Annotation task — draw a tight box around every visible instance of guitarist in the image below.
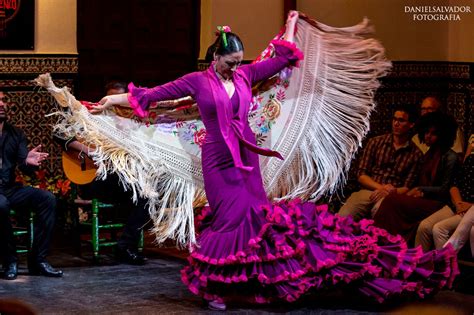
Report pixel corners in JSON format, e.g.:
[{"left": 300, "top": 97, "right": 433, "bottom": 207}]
[{"left": 54, "top": 81, "right": 150, "bottom": 265}]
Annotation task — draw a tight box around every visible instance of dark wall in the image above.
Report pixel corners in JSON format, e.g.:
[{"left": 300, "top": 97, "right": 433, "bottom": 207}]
[
  {"left": 371, "top": 61, "right": 473, "bottom": 142},
  {"left": 338, "top": 61, "right": 473, "bottom": 201},
  {"left": 77, "top": 0, "right": 201, "bottom": 101}
]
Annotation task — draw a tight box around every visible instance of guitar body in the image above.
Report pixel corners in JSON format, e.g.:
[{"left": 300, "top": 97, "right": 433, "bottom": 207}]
[{"left": 62, "top": 151, "right": 97, "bottom": 185}]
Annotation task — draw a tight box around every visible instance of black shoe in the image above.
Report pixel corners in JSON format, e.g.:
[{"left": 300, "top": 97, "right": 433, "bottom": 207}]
[
  {"left": 4, "top": 262, "right": 18, "bottom": 280},
  {"left": 116, "top": 248, "right": 146, "bottom": 265},
  {"left": 28, "top": 262, "right": 63, "bottom": 277}
]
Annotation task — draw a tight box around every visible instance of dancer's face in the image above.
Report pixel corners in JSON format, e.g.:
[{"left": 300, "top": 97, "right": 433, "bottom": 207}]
[{"left": 214, "top": 50, "right": 243, "bottom": 80}]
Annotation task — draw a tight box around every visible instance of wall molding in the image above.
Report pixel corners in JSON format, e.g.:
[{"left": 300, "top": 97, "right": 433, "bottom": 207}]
[
  {"left": 0, "top": 54, "right": 78, "bottom": 74},
  {"left": 387, "top": 62, "right": 471, "bottom": 79}
]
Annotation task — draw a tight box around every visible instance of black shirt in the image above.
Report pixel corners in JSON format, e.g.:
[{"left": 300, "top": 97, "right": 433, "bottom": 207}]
[{"left": 0, "top": 122, "right": 34, "bottom": 190}]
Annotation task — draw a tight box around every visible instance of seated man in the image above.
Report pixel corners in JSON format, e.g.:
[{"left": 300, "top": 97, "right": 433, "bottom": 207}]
[
  {"left": 372, "top": 112, "right": 459, "bottom": 244},
  {"left": 338, "top": 104, "right": 423, "bottom": 221},
  {"left": 55, "top": 81, "right": 149, "bottom": 265},
  {"left": 0, "top": 91, "right": 63, "bottom": 280}
]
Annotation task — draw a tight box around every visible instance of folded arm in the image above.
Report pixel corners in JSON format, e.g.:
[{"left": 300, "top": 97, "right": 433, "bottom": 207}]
[{"left": 418, "top": 152, "right": 459, "bottom": 199}]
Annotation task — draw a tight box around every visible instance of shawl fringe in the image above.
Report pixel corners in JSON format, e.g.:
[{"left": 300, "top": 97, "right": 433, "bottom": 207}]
[
  {"left": 36, "top": 73, "right": 204, "bottom": 247},
  {"left": 264, "top": 16, "right": 391, "bottom": 202}
]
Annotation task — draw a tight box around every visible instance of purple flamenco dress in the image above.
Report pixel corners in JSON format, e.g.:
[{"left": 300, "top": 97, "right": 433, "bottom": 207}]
[{"left": 127, "top": 40, "right": 458, "bottom": 304}]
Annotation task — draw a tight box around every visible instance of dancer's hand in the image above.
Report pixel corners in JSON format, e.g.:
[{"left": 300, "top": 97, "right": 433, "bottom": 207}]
[
  {"left": 26, "top": 145, "right": 48, "bottom": 166},
  {"left": 286, "top": 10, "right": 299, "bottom": 27},
  {"left": 283, "top": 10, "right": 299, "bottom": 42},
  {"left": 89, "top": 95, "right": 115, "bottom": 114},
  {"left": 90, "top": 93, "right": 128, "bottom": 114}
]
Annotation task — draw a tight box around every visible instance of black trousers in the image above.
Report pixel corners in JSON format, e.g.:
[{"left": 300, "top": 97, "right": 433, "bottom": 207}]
[
  {"left": 0, "top": 185, "right": 56, "bottom": 264},
  {"left": 79, "top": 174, "right": 150, "bottom": 251},
  {"left": 117, "top": 197, "right": 149, "bottom": 251}
]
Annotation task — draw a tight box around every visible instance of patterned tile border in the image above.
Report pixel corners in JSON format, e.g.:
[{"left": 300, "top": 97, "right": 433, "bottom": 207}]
[
  {"left": 388, "top": 62, "right": 471, "bottom": 79},
  {"left": 0, "top": 55, "right": 78, "bottom": 74}
]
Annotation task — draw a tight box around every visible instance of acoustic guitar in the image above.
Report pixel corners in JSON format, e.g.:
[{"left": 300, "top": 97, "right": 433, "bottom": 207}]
[{"left": 62, "top": 150, "right": 97, "bottom": 185}]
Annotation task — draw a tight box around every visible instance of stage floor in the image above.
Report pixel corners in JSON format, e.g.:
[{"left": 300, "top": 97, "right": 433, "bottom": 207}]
[{"left": 1, "top": 242, "right": 473, "bottom": 314}]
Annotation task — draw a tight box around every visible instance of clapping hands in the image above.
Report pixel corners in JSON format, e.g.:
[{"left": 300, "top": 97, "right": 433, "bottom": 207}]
[{"left": 26, "top": 145, "right": 48, "bottom": 166}]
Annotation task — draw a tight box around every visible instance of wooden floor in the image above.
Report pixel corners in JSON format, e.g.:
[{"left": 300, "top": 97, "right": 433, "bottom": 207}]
[{"left": 1, "top": 239, "right": 474, "bottom": 314}]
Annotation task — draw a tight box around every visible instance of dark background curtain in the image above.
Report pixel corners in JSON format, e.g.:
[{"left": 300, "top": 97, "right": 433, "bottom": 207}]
[{"left": 77, "top": 0, "right": 201, "bottom": 101}]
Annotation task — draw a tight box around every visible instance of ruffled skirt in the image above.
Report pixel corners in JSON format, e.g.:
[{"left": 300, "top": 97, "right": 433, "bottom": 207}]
[{"left": 181, "top": 200, "right": 459, "bottom": 304}]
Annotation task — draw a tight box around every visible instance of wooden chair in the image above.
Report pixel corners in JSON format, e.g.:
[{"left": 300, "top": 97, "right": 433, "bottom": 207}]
[
  {"left": 74, "top": 198, "right": 144, "bottom": 264},
  {"left": 62, "top": 149, "right": 143, "bottom": 263},
  {"left": 10, "top": 209, "right": 34, "bottom": 254}
]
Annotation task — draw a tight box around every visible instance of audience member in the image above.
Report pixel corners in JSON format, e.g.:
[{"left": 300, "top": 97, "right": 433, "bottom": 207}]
[
  {"left": 412, "top": 96, "right": 464, "bottom": 155},
  {"left": 338, "top": 104, "right": 422, "bottom": 221},
  {"left": 445, "top": 205, "right": 474, "bottom": 258},
  {"left": 416, "top": 133, "right": 473, "bottom": 252},
  {"left": 373, "top": 112, "right": 459, "bottom": 244}
]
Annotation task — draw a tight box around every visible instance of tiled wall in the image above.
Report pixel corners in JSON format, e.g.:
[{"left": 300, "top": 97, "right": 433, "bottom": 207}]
[
  {"left": 3, "top": 58, "right": 473, "bottom": 183},
  {"left": 372, "top": 62, "right": 472, "bottom": 140},
  {"left": 0, "top": 54, "right": 78, "bottom": 176}
]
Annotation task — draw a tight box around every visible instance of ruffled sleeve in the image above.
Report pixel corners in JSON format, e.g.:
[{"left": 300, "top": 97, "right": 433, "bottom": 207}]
[
  {"left": 127, "top": 82, "right": 150, "bottom": 119},
  {"left": 239, "top": 40, "right": 304, "bottom": 85},
  {"left": 127, "top": 74, "right": 197, "bottom": 118},
  {"left": 271, "top": 39, "right": 304, "bottom": 65}
]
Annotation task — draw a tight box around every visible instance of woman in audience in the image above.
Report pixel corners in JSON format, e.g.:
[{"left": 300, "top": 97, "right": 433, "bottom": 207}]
[
  {"left": 373, "top": 111, "right": 459, "bottom": 244},
  {"left": 445, "top": 205, "right": 474, "bottom": 258},
  {"left": 416, "top": 133, "right": 473, "bottom": 253}
]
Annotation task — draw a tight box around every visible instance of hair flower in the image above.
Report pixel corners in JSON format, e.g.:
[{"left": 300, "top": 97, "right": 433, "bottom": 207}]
[{"left": 216, "top": 25, "right": 232, "bottom": 47}]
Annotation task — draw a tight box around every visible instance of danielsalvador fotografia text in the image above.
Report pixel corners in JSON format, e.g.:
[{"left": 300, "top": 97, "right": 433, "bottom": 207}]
[{"left": 405, "top": 5, "right": 471, "bottom": 21}]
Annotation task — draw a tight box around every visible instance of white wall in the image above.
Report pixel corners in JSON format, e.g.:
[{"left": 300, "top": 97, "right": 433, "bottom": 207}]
[
  {"left": 298, "top": 0, "right": 473, "bottom": 62},
  {"left": 200, "top": 0, "right": 284, "bottom": 60}
]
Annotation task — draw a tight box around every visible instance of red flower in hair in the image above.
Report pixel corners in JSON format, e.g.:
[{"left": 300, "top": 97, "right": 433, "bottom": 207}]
[{"left": 215, "top": 25, "right": 232, "bottom": 36}]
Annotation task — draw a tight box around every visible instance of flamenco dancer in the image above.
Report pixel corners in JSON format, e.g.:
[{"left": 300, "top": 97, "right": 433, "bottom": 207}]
[{"left": 47, "top": 11, "right": 457, "bottom": 311}]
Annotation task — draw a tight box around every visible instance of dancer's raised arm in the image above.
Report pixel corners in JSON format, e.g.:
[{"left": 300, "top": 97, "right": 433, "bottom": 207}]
[
  {"left": 89, "top": 93, "right": 129, "bottom": 114},
  {"left": 239, "top": 10, "right": 303, "bottom": 85},
  {"left": 283, "top": 10, "right": 298, "bottom": 42}
]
